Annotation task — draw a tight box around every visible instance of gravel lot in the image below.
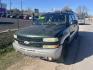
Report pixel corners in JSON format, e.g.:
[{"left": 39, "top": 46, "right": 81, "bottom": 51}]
[{"left": 6, "top": 22, "right": 93, "bottom": 70}]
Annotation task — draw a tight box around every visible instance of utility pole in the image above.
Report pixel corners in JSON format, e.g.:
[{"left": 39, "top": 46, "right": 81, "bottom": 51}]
[
  {"left": 10, "top": 0, "right": 12, "bottom": 14},
  {"left": 18, "top": 0, "right": 23, "bottom": 30},
  {"left": 0, "top": 0, "right": 1, "bottom": 3},
  {"left": 21, "top": 0, "right": 23, "bottom": 15}
]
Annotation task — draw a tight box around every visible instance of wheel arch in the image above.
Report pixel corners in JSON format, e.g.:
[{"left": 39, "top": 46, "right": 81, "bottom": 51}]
[{"left": 59, "top": 32, "right": 70, "bottom": 45}]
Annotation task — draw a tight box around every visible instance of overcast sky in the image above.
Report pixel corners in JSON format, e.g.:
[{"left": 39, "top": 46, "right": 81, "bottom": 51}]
[{"left": 2, "top": 0, "right": 93, "bottom": 15}]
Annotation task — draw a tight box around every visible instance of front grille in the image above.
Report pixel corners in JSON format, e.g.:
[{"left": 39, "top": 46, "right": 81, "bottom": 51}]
[
  {"left": 19, "top": 41, "right": 43, "bottom": 47},
  {"left": 17, "top": 35, "right": 43, "bottom": 47},
  {"left": 17, "top": 36, "right": 42, "bottom": 42}
]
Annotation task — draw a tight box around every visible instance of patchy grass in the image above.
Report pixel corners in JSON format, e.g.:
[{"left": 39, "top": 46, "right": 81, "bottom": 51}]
[
  {"left": 0, "top": 30, "right": 24, "bottom": 70},
  {"left": 0, "top": 30, "right": 16, "bottom": 54},
  {"left": 0, "top": 30, "right": 15, "bottom": 49},
  {"left": 0, "top": 45, "right": 13, "bottom": 55},
  {"left": 0, "top": 45, "right": 24, "bottom": 70}
]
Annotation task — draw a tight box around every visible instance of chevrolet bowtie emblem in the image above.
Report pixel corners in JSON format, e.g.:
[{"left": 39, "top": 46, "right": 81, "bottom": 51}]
[{"left": 24, "top": 41, "right": 30, "bottom": 44}]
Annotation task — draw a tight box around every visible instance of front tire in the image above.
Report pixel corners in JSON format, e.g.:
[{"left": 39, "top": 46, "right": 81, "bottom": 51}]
[
  {"left": 75, "top": 31, "right": 79, "bottom": 39},
  {"left": 60, "top": 37, "right": 70, "bottom": 62}
]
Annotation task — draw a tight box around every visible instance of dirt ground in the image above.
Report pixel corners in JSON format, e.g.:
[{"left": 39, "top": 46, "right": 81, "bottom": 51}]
[{"left": 7, "top": 23, "right": 93, "bottom": 70}]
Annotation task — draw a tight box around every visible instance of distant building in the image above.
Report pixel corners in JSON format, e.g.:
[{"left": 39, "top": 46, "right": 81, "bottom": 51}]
[
  {"left": 34, "top": 9, "right": 39, "bottom": 14},
  {"left": 0, "top": 3, "right": 7, "bottom": 14},
  {"left": 34, "top": 9, "right": 39, "bottom": 18}
]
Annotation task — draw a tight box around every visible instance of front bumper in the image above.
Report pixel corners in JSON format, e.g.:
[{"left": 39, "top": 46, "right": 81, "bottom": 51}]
[{"left": 13, "top": 41, "right": 63, "bottom": 59}]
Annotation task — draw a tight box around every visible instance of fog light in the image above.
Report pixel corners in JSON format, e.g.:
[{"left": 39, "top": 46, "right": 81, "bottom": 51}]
[
  {"left": 48, "top": 57, "right": 53, "bottom": 61},
  {"left": 43, "top": 45, "right": 59, "bottom": 49}
]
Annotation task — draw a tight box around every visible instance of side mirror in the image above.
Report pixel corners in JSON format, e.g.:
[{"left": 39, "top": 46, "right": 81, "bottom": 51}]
[{"left": 72, "top": 20, "right": 78, "bottom": 24}]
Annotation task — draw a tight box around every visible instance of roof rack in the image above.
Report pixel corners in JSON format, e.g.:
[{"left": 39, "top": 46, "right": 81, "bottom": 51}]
[
  {"left": 54, "top": 9, "right": 74, "bottom": 13},
  {"left": 41, "top": 10, "right": 74, "bottom": 15}
]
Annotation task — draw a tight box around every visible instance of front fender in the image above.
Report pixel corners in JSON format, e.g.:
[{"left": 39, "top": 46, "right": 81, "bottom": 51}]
[{"left": 60, "top": 27, "right": 70, "bottom": 45}]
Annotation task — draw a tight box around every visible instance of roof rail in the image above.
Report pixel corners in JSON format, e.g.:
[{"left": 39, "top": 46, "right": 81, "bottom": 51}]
[{"left": 54, "top": 10, "right": 74, "bottom": 13}]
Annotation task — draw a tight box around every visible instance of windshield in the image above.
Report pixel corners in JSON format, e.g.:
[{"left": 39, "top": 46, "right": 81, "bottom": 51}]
[{"left": 33, "top": 13, "right": 66, "bottom": 25}]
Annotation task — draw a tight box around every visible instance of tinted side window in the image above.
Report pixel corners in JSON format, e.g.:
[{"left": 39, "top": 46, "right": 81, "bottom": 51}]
[
  {"left": 69, "top": 14, "right": 76, "bottom": 24},
  {"left": 69, "top": 15, "right": 73, "bottom": 23},
  {"left": 72, "top": 14, "right": 78, "bottom": 20},
  {"left": 71, "top": 15, "right": 75, "bottom": 20},
  {"left": 74, "top": 14, "right": 78, "bottom": 20}
]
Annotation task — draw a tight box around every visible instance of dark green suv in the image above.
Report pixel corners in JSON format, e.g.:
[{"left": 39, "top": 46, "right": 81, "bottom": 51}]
[{"left": 13, "top": 11, "right": 79, "bottom": 61}]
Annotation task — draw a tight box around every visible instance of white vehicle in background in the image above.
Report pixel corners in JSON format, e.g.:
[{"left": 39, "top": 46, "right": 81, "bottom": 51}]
[
  {"left": 78, "top": 17, "right": 85, "bottom": 24},
  {"left": 29, "top": 16, "right": 32, "bottom": 20}
]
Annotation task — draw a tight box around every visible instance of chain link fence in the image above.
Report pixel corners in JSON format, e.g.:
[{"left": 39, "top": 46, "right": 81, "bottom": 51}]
[
  {"left": 85, "top": 18, "right": 93, "bottom": 24},
  {"left": 0, "top": 18, "right": 33, "bottom": 32},
  {"left": 0, "top": 18, "right": 33, "bottom": 53}
]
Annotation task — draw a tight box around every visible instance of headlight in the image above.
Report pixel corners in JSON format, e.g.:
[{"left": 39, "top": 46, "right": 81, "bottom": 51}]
[
  {"left": 43, "top": 38, "right": 58, "bottom": 42},
  {"left": 14, "top": 35, "right": 17, "bottom": 39}
]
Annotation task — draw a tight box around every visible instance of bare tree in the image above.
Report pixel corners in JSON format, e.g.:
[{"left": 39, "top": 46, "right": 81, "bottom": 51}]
[
  {"left": 76, "top": 6, "right": 88, "bottom": 19},
  {"left": 62, "top": 6, "right": 72, "bottom": 11}
]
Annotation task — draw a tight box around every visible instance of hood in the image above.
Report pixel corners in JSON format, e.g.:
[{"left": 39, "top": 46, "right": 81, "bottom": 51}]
[{"left": 16, "top": 24, "right": 66, "bottom": 38}]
